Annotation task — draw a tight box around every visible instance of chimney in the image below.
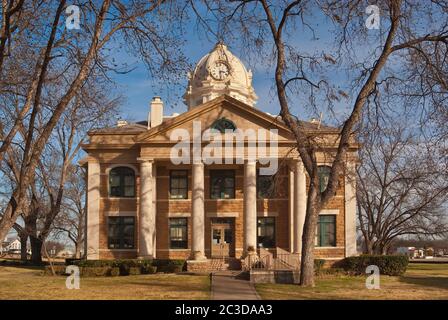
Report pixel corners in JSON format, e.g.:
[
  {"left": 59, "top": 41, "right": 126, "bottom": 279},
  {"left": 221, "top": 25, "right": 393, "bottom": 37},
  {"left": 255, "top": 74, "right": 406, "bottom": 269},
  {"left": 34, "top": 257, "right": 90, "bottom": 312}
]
[{"left": 149, "top": 96, "right": 164, "bottom": 128}]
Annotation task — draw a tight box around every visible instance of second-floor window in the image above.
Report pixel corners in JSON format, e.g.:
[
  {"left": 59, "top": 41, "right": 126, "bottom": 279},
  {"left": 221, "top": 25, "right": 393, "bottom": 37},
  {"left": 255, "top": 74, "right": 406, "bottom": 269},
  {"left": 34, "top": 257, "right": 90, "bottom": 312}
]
[
  {"left": 257, "top": 174, "right": 275, "bottom": 199},
  {"left": 210, "top": 170, "right": 235, "bottom": 199},
  {"left": 109, "top": 167, "right": 135, "bottom": 197},
  {"left": 170, "top": 170, "right": 188, "bottom": 199},
  {"left": 318, "top": 166, "right": 331, "bottom": 193}
]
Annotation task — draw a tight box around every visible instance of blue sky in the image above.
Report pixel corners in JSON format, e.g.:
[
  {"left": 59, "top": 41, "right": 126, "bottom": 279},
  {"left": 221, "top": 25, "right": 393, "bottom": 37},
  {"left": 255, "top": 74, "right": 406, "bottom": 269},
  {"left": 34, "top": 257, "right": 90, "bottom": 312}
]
[
  {"left": 108, "top": 5, "right": 347, "bottom": 124},
  {"left": 110, "top": 39, "right": 283, "bottom": 122}
]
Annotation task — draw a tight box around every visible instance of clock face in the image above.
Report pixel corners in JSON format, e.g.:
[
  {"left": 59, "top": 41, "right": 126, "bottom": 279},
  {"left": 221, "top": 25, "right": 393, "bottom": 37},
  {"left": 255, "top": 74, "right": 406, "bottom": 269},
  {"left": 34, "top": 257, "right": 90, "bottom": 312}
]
[{"left": 210, "top": 61, "right": 230, "bottom": 80}]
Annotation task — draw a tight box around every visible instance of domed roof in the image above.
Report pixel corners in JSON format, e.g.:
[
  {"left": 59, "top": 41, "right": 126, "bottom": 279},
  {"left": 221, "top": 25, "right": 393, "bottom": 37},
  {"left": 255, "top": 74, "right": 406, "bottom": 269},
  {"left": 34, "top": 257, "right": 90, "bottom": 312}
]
[{"left": 184, "top": 43, "right": 258, "bottom": 109}]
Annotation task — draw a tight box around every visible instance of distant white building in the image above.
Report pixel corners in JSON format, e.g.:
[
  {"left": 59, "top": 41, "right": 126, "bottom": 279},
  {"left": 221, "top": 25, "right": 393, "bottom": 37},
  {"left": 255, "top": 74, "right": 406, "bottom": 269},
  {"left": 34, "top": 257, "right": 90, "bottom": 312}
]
[
  {"left": 7, "top": 239, "right": 21, "bottom": 253},
  {"left": 57, "top": 250, "right": 74, "bottom": 258},
  {"left": 396, "top": 246, "right": 427, "bottom": 259}
]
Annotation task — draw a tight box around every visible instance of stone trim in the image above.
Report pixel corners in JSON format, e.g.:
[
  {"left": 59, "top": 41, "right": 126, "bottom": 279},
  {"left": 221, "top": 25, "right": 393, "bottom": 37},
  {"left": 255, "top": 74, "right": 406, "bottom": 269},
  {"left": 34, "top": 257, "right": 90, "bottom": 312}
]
[
  {"left": 105, "top": 211, "right": 137, "bottom": 216},
  {"left": 256, "top": 211, "right": 278, "bottom": 217},
  {"left": 206, "top": 211, "right": 239, "bottom": 217},
  {"left": 167, "top": 212, "right": 191, "bottom": 217},
  {"left": 319, "top": 209, "right": 339, "bottom": 215}
]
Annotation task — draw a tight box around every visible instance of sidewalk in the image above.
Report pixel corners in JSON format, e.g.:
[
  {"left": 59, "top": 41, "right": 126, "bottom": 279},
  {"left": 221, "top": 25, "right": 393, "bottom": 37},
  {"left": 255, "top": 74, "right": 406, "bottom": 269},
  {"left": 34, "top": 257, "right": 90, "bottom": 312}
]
[{"left": 211, "top": 272, "right": 260, "bottom": 300}]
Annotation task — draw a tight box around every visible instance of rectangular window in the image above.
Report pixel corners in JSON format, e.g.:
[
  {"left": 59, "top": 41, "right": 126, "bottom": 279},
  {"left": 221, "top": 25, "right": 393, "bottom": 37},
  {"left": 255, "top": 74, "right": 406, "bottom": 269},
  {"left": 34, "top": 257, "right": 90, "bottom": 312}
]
[
  {"left": 210, "top": 170, "right": 235, "bottom": 199},
  {"left": 257, "top": 217, "right": 276, "bottom": 248},
  {"left": 169, "top": 218, "right": 188, "bottom": 249},
  {"left": 257, "top": 174, "right": 275, "bottom": 199},
  {"left": 108, "top": 217, "right": 135, "bottom": 249},
  {"left": 316, "top": 215, "right": 336, "bottom": 247},
  {"left": 170, "top": 170, "right": 188, "bottom": 199}
]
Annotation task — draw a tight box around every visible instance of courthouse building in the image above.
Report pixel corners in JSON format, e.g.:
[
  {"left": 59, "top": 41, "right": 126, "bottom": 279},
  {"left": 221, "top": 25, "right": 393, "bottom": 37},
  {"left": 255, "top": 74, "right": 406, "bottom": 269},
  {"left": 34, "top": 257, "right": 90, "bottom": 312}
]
[{"left": 82, "top": 43, "right": 358, "bottom": 269}]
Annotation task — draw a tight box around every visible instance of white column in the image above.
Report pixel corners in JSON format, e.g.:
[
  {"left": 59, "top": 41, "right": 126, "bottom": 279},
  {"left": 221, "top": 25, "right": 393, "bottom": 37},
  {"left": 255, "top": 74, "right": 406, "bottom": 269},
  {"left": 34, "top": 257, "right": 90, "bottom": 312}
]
[
  {"left": 86, "top": 161, "right": 100, "bottom": 260},
  {"left": 345, "top": 162, "right": 357, "bottom": 256},
  {"left": 288, "top": 164, "right": 295, "bottom": 252},
  {"left": 294, "top": 159, "right": 307, "bottom": 254},
  {"left": 191, "top": 162, "right": 206, "bottom": 260},
  {"left": 139, "top": 159, "right": 155, "bottom": 259},
  {"left": 244, "top": 160, "right": 257, "bottom": 254}
]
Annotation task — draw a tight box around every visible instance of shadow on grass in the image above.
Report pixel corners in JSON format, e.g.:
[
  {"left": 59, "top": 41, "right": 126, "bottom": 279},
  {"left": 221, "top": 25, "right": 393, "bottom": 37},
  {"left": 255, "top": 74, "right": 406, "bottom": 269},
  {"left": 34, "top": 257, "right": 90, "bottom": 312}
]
[{"left": 399, "top": 275, "right": 448, "bottom": 290}]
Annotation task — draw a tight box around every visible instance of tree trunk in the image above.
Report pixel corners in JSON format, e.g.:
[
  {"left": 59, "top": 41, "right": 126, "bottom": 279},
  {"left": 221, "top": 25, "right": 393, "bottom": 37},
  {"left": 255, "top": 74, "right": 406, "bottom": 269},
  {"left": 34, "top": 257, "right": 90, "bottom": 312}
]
[
  {"left": 19, "top": 232, "right": 28, "bottom": 261},
  {"left": 75, "top": 244, "right": 81, "bottom": 259},
  {"left": 365, "top": 239, "right": 374, "bottom": 255},
  {"left": 30, "top": 236, "right": 42, "bottom": 264},
  {"left": 300, "top": 184, "right": 320, "bottom": 287}
]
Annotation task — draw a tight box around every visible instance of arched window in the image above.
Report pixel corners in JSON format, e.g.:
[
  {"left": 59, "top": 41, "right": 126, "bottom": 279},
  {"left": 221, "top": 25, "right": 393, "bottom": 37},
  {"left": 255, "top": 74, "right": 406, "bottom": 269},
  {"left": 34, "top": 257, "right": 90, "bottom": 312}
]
[
  {"left": 318, "top": 166, "right": 331, "bottom": 193},
  {"left": 211, "top": 117, "right": 236, "bottom": 133},
  {"left": 109, "top": 167, "right": 135, "bottom": 197}
]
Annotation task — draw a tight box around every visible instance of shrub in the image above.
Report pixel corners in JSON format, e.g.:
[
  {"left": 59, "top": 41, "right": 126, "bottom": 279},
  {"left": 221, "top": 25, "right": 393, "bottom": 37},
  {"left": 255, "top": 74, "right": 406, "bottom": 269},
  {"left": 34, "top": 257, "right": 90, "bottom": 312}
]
[
  {"left": 44, "top": 265, "right": 68, "bottom": 276},
  {"left": 62, "top": 258, "right": 184, "bottom": 275},
  {"left": 337, "top": 255, "right": 408, "bottom": 276},
  {"left": 109, "top": 267, "right": 120, "bottom": 277},
  {"left": 151, "top": 259, "right": 185, "bottom": 267},
  {"left": 65, "top": 258, "right": 81, "bottom": 265},
  {"left": 2, "top": 259, "right": 46, "bottom": 267},
  {"left": 156, "top": 264, "right": 183, "bottom": 273},
  {"left": 314, "top": 259, "right": 325, "bottom": 274},
  {"left": 69, "top": 259, "right": 115, "bottom": 268},
  {"left": 129, "top": 267, "right": 141, "bottom": 275},
  {"left": 141, "top": 264, "right": 156, "bottom": 274},
  {"left": 81, "top": 267, "right": 111, "bottom": 277}
]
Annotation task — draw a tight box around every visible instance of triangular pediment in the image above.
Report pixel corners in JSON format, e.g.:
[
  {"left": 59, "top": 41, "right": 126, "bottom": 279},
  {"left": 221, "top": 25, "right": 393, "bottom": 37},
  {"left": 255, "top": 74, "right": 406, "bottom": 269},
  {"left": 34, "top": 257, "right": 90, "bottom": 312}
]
[{"left": 135, "top": 95, "right": 294, "bottom": 143}]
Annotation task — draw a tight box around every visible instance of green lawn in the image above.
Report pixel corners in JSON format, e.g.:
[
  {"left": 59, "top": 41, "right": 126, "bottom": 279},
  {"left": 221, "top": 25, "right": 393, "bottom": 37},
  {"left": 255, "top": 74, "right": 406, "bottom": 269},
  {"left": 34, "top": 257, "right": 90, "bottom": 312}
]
[
  {"left": 0, "top": 265, "right": 210, "bottom": 300},
  {"left": 255, "top": 263, "right": 448, "bottom": 300}
]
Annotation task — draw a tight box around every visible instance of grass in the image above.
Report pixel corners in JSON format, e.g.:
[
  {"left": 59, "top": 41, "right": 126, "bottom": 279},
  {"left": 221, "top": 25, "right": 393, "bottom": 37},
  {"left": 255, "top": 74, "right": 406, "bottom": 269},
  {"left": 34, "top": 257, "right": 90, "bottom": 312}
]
[
  {"left": 0, "top": 265, "right": 210, "bottom": 300},
  {"left": 255, "top": 263, "right": 448, "bottom": 300}
]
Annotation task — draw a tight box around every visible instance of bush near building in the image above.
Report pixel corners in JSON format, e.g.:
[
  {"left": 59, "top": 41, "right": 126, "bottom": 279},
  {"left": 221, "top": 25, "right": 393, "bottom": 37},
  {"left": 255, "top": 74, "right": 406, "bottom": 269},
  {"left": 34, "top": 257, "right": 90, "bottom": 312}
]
[
  {"left": 49, "top": 258, "right": 186, "bottom": 277},
  {"left": 336, "top": 255, "right": 409, "bottom": 276}
]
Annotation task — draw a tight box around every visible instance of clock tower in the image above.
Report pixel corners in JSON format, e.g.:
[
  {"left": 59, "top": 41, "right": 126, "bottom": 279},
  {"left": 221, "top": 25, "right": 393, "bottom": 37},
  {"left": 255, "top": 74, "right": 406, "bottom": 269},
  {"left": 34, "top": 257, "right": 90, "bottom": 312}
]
[{"left": 183, "top": 42, "right": 258, "bottom": 110}]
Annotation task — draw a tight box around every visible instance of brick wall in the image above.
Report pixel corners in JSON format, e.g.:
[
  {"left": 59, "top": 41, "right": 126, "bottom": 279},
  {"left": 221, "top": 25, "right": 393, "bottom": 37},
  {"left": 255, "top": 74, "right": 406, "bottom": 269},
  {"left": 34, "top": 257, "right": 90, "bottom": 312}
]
[{"left": 95, "top": 160, "right": 348, "bottom": 261}]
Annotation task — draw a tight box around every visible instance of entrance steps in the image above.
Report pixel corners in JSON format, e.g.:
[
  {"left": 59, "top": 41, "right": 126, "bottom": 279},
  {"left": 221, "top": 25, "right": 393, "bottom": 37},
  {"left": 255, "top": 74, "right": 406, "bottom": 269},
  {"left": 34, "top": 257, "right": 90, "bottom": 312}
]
[{"left": 209, "top": 257, "right": 241, "bottom": 271}]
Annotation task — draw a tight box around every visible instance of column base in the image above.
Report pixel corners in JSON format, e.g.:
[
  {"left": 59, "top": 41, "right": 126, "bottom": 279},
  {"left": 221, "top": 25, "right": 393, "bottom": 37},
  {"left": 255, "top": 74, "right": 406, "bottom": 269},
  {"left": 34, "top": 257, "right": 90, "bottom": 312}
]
[
  {"left": 190, "top": 251, "right": 207, "bottom": 261},
  {"left": 186, "top": 259, "right": 210, "bottom": 272}
]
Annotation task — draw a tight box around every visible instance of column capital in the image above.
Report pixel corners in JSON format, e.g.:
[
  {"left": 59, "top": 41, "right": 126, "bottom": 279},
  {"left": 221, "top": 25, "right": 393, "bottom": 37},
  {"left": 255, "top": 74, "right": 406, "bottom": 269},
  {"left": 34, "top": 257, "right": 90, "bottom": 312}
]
[
  {"left": 244, "top": 159, "right": 257, "bottom": 165},
  {"left": 192, "top": 161, "right": 204, "bottom": 167},
  {"left": 137, "top": 157, "right": 154, "bottom": 164}
]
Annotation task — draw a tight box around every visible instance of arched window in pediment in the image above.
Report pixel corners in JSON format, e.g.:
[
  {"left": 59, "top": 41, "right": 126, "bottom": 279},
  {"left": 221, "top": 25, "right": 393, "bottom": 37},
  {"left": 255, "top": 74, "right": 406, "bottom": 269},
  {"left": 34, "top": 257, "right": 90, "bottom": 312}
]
[{"left": 210, "top": 117, "right": 236, "bottom": 133}]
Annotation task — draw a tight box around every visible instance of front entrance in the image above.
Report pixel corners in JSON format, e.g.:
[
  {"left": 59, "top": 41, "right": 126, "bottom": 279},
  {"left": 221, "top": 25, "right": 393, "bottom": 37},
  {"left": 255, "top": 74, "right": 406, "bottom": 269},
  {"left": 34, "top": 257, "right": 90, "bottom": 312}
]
[{"left": 211, "top": 218, "right": 234, "bottom": 258}]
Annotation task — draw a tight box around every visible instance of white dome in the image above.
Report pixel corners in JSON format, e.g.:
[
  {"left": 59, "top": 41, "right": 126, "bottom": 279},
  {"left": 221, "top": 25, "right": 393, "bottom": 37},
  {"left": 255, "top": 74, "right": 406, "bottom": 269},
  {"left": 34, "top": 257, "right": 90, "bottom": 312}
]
[{"left": 184, "top": 43, "right": 258, "bottom": 109}]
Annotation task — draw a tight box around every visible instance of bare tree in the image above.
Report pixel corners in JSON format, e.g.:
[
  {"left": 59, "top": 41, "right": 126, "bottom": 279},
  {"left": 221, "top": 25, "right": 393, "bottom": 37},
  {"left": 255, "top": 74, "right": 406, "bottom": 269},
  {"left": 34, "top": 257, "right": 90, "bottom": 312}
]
[
  {"left": 195, "top": 0, "right": 448, "bottom": 286},
  {"left": 52, "top": 165, "right": 86, "bottom": 259},
  {"left": 357, "top": 113, "right": 448, "bottom": 254},
  {"left": 0, "top": 0, "right": 188, "bottom": 241}
]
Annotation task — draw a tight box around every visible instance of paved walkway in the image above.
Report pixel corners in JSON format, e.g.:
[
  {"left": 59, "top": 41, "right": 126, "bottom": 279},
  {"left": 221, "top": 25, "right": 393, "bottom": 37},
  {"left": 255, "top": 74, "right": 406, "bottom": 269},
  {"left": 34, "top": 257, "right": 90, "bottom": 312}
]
[{"left": 211, "top": 272, "right": 260, "bottom": 300}]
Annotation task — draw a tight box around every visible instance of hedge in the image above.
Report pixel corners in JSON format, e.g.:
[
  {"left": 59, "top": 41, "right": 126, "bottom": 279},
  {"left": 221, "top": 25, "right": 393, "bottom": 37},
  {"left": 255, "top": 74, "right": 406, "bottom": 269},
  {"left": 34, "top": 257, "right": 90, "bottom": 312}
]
[
  {"left": 314, "top": 259, "right": 325, "bottom": 274},
  {"left": 62, "top": 258, "right": 184, "bottom": 276},
  {"left": 336, "top": 255, "right": 409, "bottom": 276},
  {"left": 44, "top": 265, "right": 121, "bottom": 277}
]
